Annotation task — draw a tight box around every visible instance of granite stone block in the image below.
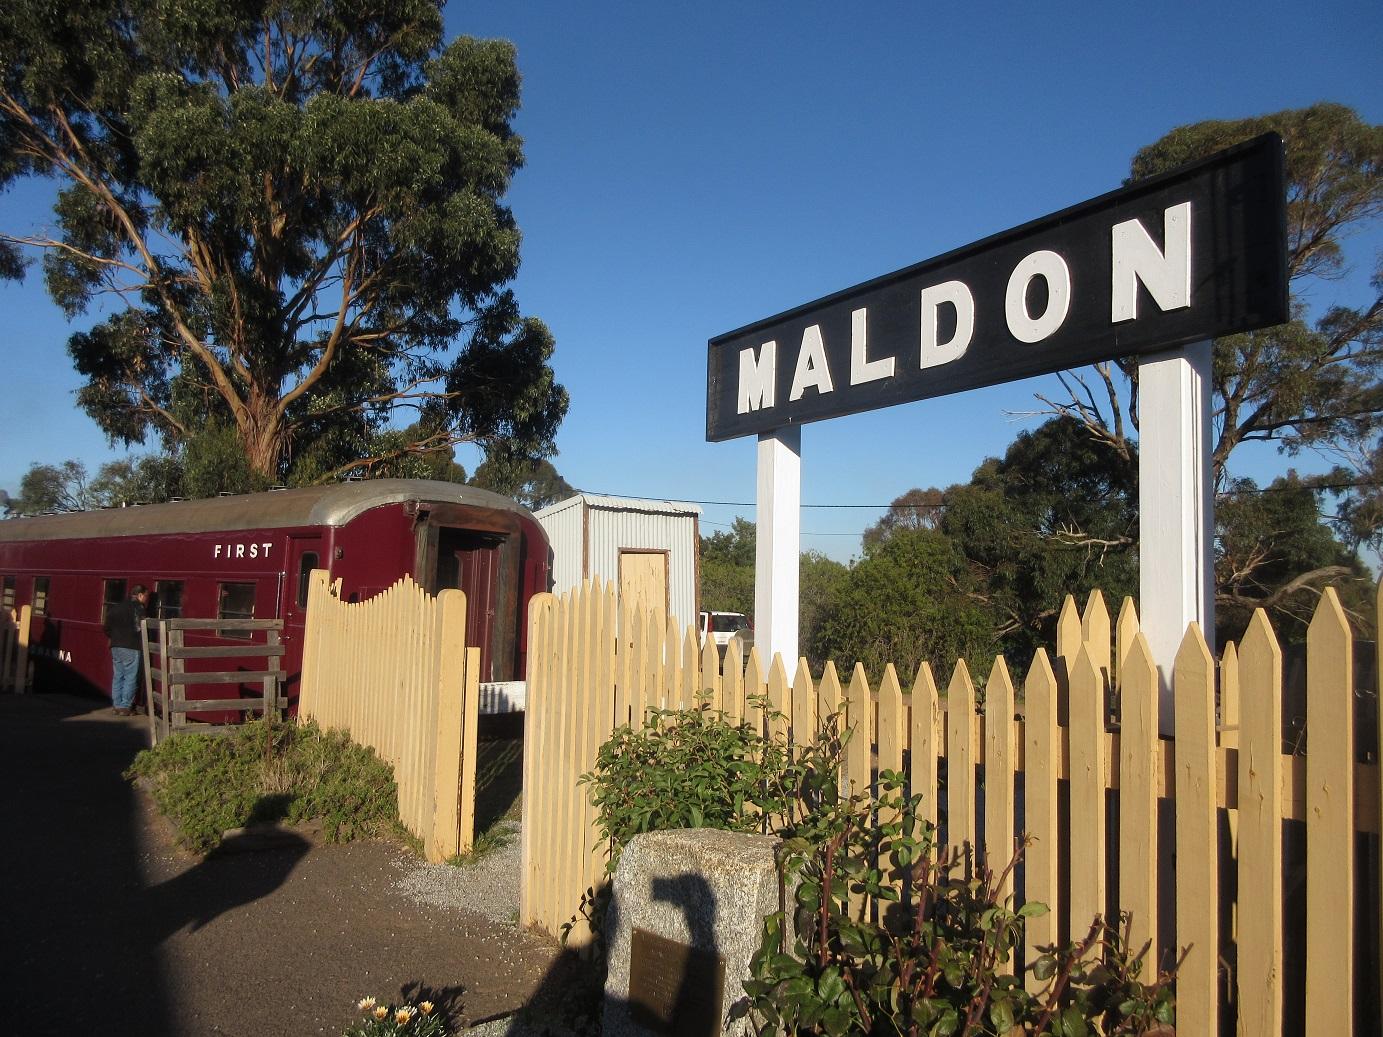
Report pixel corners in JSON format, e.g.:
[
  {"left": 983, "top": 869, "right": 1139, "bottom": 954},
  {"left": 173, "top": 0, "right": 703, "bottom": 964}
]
[{"left": 603, "top": 828, "right": 783, "bottom": 1037}]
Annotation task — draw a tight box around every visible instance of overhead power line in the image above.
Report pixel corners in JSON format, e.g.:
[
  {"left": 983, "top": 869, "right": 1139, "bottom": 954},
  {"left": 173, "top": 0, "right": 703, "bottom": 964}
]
[{"left": 584, "top": 479, "right": 1380, "bottom": 512}]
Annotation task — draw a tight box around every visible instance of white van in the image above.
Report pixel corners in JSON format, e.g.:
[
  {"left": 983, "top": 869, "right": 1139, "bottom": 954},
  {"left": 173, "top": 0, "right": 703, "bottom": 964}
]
[{"left": 699, "top": 610, "right": 752, "bottom": 655}]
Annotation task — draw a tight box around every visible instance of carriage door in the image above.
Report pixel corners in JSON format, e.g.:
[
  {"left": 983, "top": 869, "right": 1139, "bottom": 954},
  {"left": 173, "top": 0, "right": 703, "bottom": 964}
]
[
  {"left": 435, "top": 529, "right": 502, "bottom": 681},
  {"left": 283, "top": 535, "right": 324, "bottom": 657}
]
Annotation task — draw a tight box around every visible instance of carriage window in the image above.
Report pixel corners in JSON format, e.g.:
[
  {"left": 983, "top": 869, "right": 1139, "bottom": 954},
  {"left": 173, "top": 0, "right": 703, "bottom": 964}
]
[
  {"left": 155, "top": 580, "right": 184, "bottom": 620},
  {"left": 296, "top": 553, "right": 319, "bottom": 609},
  {"left": 217, "top": 581, "right": 256, "bottom": 639},
  {"left": 33, "top": 576, "right": 50, "bottom": 616},
  {"left": 101, "top": 579, "right": 127, "bottom": 624},
  {"left": 2, "top": 576, "right": 14, "bottom": 610}
]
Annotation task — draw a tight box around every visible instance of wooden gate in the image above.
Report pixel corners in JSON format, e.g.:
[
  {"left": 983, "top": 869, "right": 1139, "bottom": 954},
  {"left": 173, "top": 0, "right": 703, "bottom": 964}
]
[{"left": 141, "top": 617, "right": 286, "bottom": 745}]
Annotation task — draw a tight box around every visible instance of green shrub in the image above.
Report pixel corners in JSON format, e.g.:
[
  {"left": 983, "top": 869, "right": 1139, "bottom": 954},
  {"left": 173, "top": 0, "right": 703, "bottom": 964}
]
[
  {"left": 126, "top": 719, "right": 403, "bottom": 852},
  {"left": 584, "top": 708, "right": 1179, "bottom": 1035},
  {"left": 582, "top": 701, "right": 835, "bottom": 874},
  {"left": 748, "top": 770, "right": 1178, "bottom": 1036}
]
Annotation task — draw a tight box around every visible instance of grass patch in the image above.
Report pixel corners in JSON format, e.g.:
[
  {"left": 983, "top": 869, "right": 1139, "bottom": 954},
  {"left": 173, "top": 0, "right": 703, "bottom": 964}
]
[
  {"left": 125, "top": 719, "right": 405, "bottom": 853},
  {"left": 445, "top": 819, "right": 516, "bottom": 866}
]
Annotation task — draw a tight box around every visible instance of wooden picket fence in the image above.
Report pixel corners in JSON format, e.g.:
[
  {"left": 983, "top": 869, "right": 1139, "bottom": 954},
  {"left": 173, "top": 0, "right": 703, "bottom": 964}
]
[
  {"left": 1, "top": 605, "right": 32, "bottom": 693},
  {"left": 298, "top": 570, "right": 480, "bottom": 863},
  {"left": 520, "top": 577, "right": 1383, "bottom": 1036}
]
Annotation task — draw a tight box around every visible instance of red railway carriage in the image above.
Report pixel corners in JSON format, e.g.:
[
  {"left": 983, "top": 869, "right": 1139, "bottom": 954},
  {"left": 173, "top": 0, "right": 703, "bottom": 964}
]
[{"left": 0, "top": 479, "right": 550, "bottom": 704}]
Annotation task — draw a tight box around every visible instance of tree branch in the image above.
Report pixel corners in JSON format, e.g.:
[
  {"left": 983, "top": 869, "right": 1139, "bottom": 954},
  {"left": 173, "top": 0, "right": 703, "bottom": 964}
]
[{"left": 1217, "top": 565, "right": 1354, "bottom": 612}]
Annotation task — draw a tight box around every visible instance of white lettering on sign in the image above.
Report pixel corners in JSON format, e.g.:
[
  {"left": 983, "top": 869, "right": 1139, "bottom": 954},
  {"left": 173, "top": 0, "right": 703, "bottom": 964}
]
[
  {"left": 849, "top": 307, "right": 894, "bottom": 385},
  {"left": 1005, "top": 249, "right": 1072, "bottom": 343},
  {"left": 737, "top": 341, "right": 777, "bottom": 414},
  {"left": 919, "top": 280, "right": 975, "bottom": 369},
  {"left": 1112, "top": 201, "right": 1192, "bottom": 322},
  {"left": 722, "top": 201, "right": 1203, "bottom": 419},
  {"left": 213, "top": 542, "right": 274, "bottom": 560},
  {"left": 789, "top": 325, "right": 834, "bottom": 401}
]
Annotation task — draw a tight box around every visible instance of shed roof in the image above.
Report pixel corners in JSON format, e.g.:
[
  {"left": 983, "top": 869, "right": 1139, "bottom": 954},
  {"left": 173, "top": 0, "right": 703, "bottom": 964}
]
[
  {"left": 0, "top": 479, "right": 531, "bottom": 542},
  {"left": 534, "top": 493, "right": 701, "bottom": 521}
]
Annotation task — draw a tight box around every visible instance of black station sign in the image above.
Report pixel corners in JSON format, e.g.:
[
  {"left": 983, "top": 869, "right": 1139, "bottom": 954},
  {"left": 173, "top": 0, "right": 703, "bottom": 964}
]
[{"left": 706, "top": 134, "right": 1288, "bottom": 442}]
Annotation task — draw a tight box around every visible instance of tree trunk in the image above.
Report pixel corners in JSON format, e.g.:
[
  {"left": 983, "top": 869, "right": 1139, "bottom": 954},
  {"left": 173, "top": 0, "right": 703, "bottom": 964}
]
[{"left": 241, "top": 393, "right": 287, "bottom": 484}]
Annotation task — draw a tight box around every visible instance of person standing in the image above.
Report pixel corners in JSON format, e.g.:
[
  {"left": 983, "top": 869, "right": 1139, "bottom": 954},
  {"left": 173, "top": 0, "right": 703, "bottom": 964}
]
[{"left": 103, "top": 584, "right": 150, "bottom": 716}]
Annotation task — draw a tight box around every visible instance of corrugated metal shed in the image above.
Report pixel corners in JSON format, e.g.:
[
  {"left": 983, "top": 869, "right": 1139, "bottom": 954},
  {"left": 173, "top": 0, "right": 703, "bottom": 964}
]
[{"left": 534, "top": 494, "right": 701, "bottom": 632}]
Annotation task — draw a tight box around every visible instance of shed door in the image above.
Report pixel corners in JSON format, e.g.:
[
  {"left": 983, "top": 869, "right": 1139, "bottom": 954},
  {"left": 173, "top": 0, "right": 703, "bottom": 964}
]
[
  {"left": 436, "top": 529, "right": 502, "bottom": 681},
  {"left": 619, "top": 550, "right": 668, "bottom": 618}
]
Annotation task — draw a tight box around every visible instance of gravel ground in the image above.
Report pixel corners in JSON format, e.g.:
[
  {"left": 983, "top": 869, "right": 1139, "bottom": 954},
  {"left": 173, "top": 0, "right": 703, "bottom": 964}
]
[{"left": 394, "top": 820, "right": 524, "bottom": 925}]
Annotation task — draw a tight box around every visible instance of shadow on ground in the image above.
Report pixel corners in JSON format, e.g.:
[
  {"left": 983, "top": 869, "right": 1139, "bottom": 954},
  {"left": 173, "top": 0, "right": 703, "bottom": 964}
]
[
  {"left": 3, "top": 693, "right": 568, "bottom": 1037},
  {"left": 0, "top": 693, "right": 306, "bottom": 1036}
]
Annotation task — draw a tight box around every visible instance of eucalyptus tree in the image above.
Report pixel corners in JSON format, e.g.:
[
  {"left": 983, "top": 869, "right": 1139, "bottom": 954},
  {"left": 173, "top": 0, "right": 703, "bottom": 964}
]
[{"left": 0, "top": 0, "right": 567, "bottom": 488}]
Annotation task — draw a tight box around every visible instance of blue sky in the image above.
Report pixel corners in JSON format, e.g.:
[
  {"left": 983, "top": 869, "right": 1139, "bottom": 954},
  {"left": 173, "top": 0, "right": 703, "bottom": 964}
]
[{"left": 2, "top": 0, "right": 1380, "bottom": 561}]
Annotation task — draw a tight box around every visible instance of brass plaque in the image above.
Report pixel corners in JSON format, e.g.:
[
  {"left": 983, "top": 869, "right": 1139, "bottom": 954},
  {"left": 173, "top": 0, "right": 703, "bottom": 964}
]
[{"left": 628, "top": 927, "right": 726, "bottom": 1037}]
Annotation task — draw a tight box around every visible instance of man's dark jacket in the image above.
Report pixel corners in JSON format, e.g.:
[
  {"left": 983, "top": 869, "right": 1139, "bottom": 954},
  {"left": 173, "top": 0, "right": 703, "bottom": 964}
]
[{"left": 103, "top": 599, "right": 146, "bottom": 651}]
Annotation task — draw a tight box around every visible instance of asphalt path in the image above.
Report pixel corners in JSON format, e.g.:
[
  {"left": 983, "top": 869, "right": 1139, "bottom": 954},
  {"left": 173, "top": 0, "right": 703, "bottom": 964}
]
[{"left": 0, "top": 692, "right": 574, "bottom": 1037}]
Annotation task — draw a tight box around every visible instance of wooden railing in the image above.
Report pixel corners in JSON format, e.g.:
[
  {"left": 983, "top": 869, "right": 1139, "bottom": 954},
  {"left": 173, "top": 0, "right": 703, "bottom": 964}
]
[
  {"left": 298, "top": 570, "right": 479, "bottom": 863},
  {"left": 520, "top": 577, "right": 1382, "bottom": 1035},
  {"left": 141, "top": 617, "right": 287, "bottom": 743}
]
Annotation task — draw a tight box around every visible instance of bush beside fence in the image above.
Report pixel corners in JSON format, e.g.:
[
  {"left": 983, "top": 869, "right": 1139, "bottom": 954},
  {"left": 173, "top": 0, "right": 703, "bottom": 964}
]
[
  {"left": 520, "top": 577, "right": 1382, "bottom": 1036},
  {"left": 299, "top": 570, "right": 479, "bottom": 862}
]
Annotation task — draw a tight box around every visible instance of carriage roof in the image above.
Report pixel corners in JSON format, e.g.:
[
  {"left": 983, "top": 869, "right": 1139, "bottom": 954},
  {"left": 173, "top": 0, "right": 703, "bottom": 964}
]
[{"left": 0, "top": 479, "right": 533, "bottom": 542}]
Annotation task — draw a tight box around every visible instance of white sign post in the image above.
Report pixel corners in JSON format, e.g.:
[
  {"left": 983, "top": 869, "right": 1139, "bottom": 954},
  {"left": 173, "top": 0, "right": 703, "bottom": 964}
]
[
  {"left": 755, "top": 427, "right": 800, "bottom": 666},
  {"left": 1138, "top": 341, "right": 1215, "bottom": 731}
]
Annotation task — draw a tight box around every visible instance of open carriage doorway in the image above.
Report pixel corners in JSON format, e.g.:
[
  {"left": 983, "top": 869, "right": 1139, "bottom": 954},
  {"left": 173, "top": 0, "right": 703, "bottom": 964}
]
[{"left": 435, "top": 529, "right": 503, "bottom": 681}]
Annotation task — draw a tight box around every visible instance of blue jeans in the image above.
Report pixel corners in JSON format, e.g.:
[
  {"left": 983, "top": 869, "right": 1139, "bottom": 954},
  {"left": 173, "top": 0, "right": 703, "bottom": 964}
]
[{"left": 111, "top": 647, "right": 141, "bottom": 710}]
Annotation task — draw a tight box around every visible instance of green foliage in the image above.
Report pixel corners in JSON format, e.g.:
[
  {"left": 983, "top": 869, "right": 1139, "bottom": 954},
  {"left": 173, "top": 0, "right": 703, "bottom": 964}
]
[
  {"left": 582, "top": 703, "right": 798, "bottom": 872},
  {"left": 583, "top": 709, "right": 1178, "bottom": 1035},
  {"left": 700, "top": 516, "right": 759, "bottom": 617},
  {"left": 1216, "top": 473, "right": 1373, "bottom": 643},
  {"left": 1317, "top": 443, "right": 1383, "bottom": 556},
  {"left": 88, "top": 453, "right": 185, "bottom": 505},
  {"left": 1129, "top": 103, "right": 1381, "bottom": 285},
  {"left": 125, "top": 719, "right": 403, "bottom": 853},
  {"left": 811, "top": 528, "right": 995, "bottom": 682},
  {"left": 862, "top": 487, "right": 946, "bottom": 554},
  {"left": 7, "top": 460, "right": 99, "bottom": 514},
  {"left": 6, "top": 453, "right": 185, "bottom": 514},
  {"left": 702, "top": 557, "right": 757, "bottom": 619},
  {"left": 471, "top": 455, "right": 574, "bottom": 509},
  {"left": 940, "top": 417, "right": 1140, "bottom": 665},
  {"left": 703, "top": 517, "right": 759, "bottom": 569},
  {"left": 747, "top": 771, "right": 1178, "bottom": 1036},
  {"left": 1, "top": 0, "right": 568, "bottom": 485},
  {"left": 799, "top": 551, "right": 849, "bottom": 670}
]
